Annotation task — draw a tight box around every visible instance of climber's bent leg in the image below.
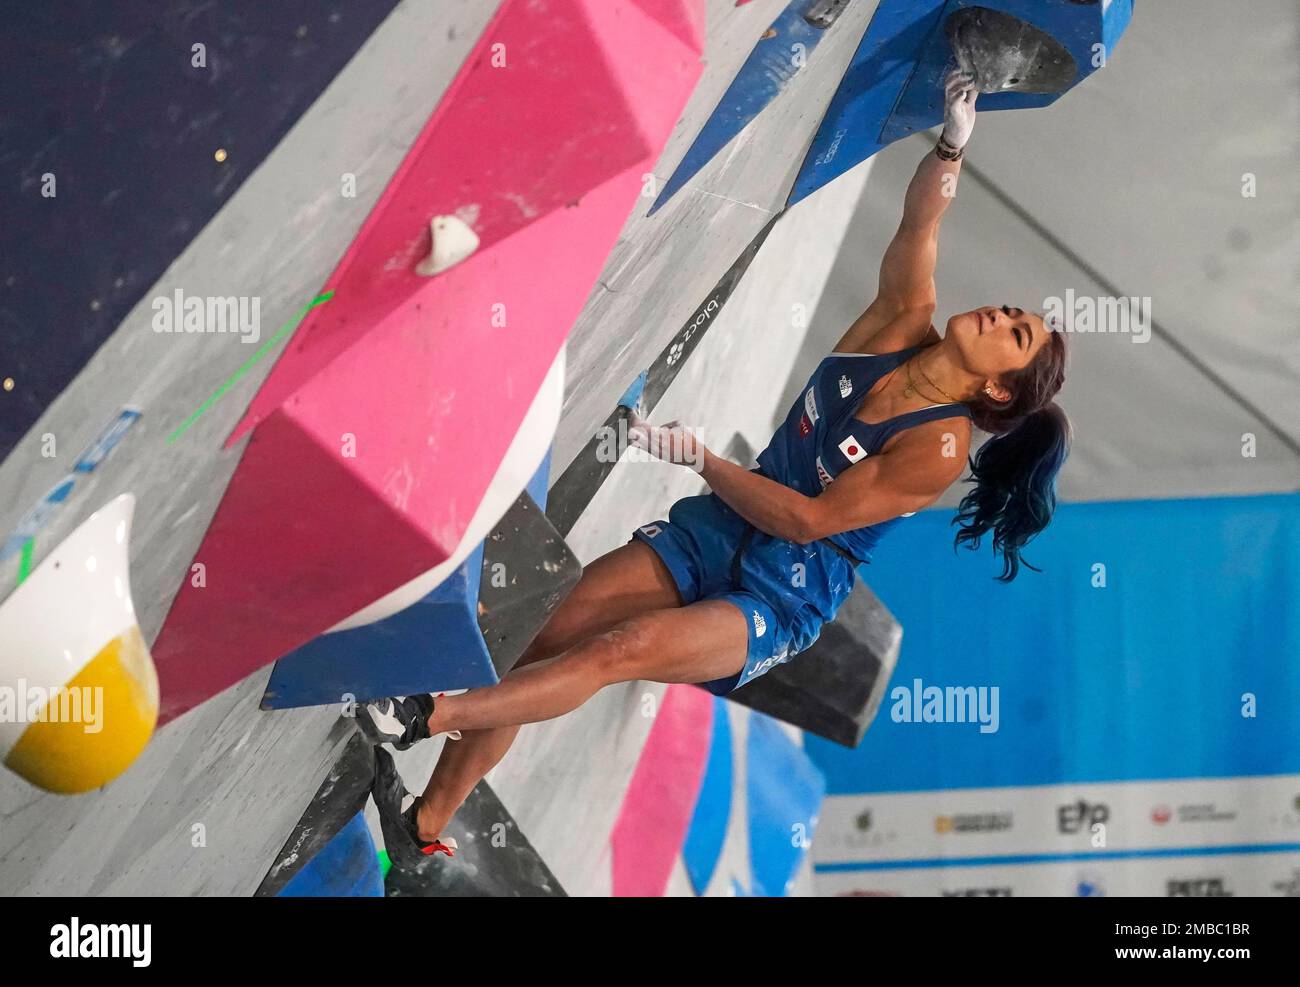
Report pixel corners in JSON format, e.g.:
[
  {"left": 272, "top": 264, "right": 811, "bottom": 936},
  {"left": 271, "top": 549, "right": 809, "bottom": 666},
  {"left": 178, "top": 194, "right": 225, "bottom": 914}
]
[
  {"left": 414, "top": 538, "right": 687, "bottom": 841},
  {"left": 427, "top": 599, "right": 749, "bottom": 736}
]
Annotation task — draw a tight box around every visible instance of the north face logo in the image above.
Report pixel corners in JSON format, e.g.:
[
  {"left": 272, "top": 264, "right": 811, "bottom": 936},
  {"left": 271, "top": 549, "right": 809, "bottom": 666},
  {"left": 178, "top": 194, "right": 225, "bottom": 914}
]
[
  {"left": 799, "top": 413, "right": 812, "bottom": 437},
  {"left": 839, "top": 374, "right": 853, "bottom": 398},
  {"left": 752, "top": 610, "right": 767, "bottom": 637}
]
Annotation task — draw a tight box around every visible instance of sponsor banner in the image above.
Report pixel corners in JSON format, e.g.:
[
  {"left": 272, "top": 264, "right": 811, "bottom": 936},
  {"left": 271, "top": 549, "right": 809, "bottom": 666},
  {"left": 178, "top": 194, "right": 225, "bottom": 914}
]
[
  {"left": 816, "top": 850, "right": 1300, "bottom": 898},
  {"left": 815, "top": 774, "right": 1300, "bottom": 864}
]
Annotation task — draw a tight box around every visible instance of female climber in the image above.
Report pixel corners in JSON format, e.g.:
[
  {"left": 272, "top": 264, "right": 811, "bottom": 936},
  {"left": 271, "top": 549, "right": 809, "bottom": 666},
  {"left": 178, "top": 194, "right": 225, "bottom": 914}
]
[{"left": 361, "top": 70, "right": 1071, "bottom": 865}]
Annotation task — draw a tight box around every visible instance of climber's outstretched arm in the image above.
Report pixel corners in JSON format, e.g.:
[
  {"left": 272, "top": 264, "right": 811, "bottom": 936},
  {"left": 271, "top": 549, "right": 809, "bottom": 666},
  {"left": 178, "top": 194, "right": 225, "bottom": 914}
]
[{"left": 835, "top": 69, "right": 978, "bottom": 354}]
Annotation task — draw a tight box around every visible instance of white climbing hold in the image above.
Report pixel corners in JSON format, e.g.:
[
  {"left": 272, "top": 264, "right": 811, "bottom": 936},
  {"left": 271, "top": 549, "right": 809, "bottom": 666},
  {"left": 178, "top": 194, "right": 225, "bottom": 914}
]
[{"left": 415, "top": 214, "right": 481, "bottom": 277}]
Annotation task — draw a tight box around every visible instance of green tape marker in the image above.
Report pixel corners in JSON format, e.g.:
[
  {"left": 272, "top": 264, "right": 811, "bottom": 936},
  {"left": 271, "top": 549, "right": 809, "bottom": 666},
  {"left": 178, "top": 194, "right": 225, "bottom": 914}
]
[
  {"left": 166, "top": 290, "right": 335, "bottom": 445},
  {"left": 16, "top": 538, "right": 34, "bottom": 586}
]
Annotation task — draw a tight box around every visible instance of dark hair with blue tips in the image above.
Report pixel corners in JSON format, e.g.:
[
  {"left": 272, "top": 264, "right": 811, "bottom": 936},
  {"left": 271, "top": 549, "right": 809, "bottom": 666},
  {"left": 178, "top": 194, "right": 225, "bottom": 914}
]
[{"left": 953, "top": 326, "right": 1070, "bottom": 580}]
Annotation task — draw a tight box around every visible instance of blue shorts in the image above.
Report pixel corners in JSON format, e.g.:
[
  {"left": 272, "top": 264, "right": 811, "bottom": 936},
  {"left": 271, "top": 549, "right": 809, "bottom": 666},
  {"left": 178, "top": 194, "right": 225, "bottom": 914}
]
[{"left": 631, "top": 492, "right": 856, "bottom": 695}]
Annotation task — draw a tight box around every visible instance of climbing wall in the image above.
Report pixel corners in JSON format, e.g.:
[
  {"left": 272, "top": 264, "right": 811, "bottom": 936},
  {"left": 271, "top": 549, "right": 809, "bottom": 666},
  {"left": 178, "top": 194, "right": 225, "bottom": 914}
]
[
  {"left": 0, "top": 0, "right": 1161, "bottom": 896},
  {"left": 0, "top": 0, "right": 865, "bottom": 896},
  {"left": 0, "top": 1, "right": 501, "bottom": 895}
]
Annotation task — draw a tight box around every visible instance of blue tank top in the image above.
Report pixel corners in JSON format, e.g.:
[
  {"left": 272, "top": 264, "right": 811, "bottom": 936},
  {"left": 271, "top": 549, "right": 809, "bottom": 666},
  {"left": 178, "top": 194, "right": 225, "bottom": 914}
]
[{"left": 755, "top": 347, "right": 972, "bottom": 564}]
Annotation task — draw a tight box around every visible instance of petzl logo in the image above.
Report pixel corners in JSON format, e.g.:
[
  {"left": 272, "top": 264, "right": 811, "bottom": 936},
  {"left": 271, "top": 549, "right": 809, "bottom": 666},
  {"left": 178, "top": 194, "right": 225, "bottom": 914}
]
[
  {"left": 942, "top": 887, "right": 1012, "bottom": 897},
  {"left": 1167, "top": 877, "right": 1232, "bottom": 897}
]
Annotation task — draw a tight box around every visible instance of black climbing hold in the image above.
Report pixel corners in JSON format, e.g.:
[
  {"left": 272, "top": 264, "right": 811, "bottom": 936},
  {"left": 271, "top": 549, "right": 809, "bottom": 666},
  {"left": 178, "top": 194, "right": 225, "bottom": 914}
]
[
  {"left": 255, "top": 729, "right": 377, "bottom": 897},
  {"left": 804, "top": 0, "right": 852, "bottom": 31},
  {"left": 384, "top": 780, "right": 566, "bottom": 897},
  {"left": 946, "top": 7, "right": 1077, "bottom": 94},
  {"left": 723, "top": 577, "right": 902, "bottom": 747},
  {"left": 478, "top": 490, "right": 582, "bottom": 677}
]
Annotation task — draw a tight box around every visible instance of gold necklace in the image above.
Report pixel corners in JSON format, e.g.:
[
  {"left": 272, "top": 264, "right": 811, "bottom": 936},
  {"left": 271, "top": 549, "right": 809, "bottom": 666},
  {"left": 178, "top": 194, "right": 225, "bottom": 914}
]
[{"left": 903, "top": 355, "right": 960, "bottom": 404}]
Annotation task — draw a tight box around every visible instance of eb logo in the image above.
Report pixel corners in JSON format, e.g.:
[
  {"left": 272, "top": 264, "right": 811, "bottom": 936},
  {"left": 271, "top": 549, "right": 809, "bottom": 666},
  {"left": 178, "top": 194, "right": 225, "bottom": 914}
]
[{"left": 1058, "top": 800, "right": 1109, "bottom": 834}]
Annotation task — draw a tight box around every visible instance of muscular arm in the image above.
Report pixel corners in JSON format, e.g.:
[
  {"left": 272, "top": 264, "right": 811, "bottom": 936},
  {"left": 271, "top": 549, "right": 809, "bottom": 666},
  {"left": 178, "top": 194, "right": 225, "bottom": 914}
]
[
  {"left": 697, "top": 453, "right": 818, "bottom": 542},
  {"left": 698, "top": 419, "right": 968, "bottom": 543},
  {"left": 836, "top": 70, "right": 976, "bottom": 355},
  {"left": 834, "top": 145, "right": 963, "bottom": 354},
  {"left": 885, "top": 146, "right": 963, "bottom": 300}
]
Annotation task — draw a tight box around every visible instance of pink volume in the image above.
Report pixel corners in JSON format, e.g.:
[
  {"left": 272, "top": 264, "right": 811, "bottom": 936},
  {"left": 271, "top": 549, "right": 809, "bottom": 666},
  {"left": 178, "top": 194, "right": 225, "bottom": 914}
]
[{"left": 152, "top": 0, "right": 704, "bottom": 724}]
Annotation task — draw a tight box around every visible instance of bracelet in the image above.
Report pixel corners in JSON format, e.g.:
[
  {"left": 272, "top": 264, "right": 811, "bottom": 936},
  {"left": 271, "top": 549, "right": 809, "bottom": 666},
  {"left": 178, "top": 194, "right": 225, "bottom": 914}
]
[{"left": 935, "top": 135, "right": 964, "bottom": 161}]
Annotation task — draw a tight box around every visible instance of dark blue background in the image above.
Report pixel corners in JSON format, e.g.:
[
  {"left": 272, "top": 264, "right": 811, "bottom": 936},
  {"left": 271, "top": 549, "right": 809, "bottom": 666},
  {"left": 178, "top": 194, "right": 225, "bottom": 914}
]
[{"left": 0, "top": 1, "right": 403, "bottom": 461}]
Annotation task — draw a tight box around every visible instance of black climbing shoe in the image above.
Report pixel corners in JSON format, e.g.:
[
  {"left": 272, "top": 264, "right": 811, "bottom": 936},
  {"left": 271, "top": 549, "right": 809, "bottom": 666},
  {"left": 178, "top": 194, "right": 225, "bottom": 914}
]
[
  {"left": 356, "top": 694, "right": 435, "bottom": 750},
  {"left": 371, "top": 748, "right": 458, "bottom": 868}
]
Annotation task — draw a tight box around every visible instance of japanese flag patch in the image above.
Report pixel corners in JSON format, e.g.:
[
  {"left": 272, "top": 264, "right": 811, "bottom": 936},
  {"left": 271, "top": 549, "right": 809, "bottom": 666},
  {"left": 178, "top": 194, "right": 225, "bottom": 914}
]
[{"left": 838, "top": 434, "right": 868, "bottom": 464}]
